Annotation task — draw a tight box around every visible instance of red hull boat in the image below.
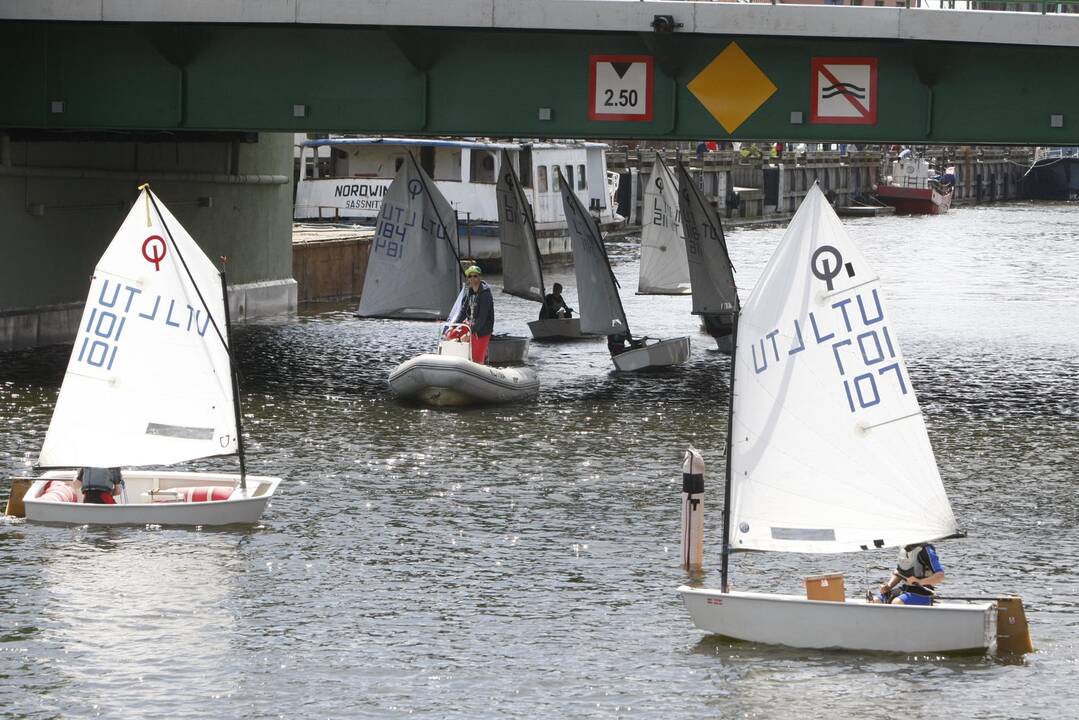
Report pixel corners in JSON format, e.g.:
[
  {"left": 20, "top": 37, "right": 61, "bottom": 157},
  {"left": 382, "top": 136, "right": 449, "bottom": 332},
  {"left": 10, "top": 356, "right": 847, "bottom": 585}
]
[{"left": 874, "top": 184, "right": 953, "bottom": 215}]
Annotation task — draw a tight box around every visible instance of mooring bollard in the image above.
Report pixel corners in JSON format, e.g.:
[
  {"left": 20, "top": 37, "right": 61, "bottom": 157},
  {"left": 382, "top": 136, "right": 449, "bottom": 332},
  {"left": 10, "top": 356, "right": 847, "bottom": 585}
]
[{"left": 681, "top": 448, "right": 705, "bottom": 571}]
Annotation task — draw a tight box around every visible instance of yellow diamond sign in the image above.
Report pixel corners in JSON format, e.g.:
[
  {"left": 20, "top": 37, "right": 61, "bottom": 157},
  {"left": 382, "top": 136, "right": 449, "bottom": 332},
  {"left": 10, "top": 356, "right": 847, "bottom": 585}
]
[{"left": 688, "top": 42, "right": 777, "bottom": 134}]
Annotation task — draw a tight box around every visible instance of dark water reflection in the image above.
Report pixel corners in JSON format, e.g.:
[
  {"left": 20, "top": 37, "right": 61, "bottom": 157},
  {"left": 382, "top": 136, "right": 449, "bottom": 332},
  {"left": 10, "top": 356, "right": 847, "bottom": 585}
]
[{"left": 1, "top": 201, "right": 1077, "bottom": 719}]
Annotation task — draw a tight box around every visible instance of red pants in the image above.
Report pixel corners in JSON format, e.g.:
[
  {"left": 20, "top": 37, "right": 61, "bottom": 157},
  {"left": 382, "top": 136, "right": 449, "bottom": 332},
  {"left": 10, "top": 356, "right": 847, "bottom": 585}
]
[{"left": 471, "top": 334, "right": 491, "bottom": 364}]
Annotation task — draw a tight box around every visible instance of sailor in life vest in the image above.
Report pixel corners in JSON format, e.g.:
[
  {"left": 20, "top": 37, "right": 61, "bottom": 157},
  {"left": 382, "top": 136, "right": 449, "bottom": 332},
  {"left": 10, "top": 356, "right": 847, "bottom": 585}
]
[
  {"left": 77, "top": 467, "right": 123, "bottom": 505},
  {"left": 874, "top": 543, "right": 945, "bottom": 606}
]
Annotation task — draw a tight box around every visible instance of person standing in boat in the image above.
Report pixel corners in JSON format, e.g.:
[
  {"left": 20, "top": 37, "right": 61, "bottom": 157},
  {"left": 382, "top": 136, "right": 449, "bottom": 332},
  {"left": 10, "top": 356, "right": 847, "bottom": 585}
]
[
  {"left": 449, "top": 265, "right": 494, "bottom": 364},
  {"left": 539, "top": 283, "right": 574, "bottom": 320},
  {"left": 874, "top": 543, "right": 945, "bottom": 605}
]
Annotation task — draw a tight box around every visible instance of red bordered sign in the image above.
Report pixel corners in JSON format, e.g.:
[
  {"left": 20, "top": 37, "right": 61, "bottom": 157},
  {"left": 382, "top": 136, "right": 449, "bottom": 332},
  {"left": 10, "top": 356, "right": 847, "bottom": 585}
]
[
  {"left": 588, "top": 54, "right": 653, "bottom": 122},
  {"left": 810, "top": 57, "right": 878, "bottom": 125}
]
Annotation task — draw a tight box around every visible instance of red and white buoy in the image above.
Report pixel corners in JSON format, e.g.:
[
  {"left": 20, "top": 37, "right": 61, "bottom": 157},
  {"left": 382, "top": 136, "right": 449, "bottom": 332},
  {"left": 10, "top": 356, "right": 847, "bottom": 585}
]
[{"left": 680, "top": 448, "right": 705, "bottom": 571}]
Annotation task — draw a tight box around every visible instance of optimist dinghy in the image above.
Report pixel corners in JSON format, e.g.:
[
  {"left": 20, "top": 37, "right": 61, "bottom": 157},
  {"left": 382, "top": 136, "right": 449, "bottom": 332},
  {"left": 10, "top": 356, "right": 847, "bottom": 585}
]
[
  {"left": 677, "top": 185, "right": 1008, "bottom": 653},
  {"left": 674, "top": 161, "right": 739, "bottom": 353},
  {"left": 388, "top": 325, "right": 539, "bottom": 407},
  {"left": 637, "top": 157, "right": 691, "bottom": 296},
  {"left": 495, "top": 148, "right": 598, "bottom": 343},
  {"left": 559, "top": 169, "right": 690, "bottom": 371},
  {"left": 16, "top": 186, "right": 281, "bottom": 527}
]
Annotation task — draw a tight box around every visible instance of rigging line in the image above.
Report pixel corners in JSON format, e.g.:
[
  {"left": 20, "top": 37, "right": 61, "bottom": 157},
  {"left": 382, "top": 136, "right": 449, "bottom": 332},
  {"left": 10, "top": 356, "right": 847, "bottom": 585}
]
[
  {"left": 146, "top": 190, "right": 230, "bottom": 353},
  {"left": 408, "top": 151, "right": 462, "bottom": 275}
]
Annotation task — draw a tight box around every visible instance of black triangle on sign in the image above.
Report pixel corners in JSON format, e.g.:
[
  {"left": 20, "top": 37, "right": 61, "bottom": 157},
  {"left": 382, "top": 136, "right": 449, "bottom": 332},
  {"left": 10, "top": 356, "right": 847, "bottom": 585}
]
[{"left": 610, "top": 62, "right": 633, "bottom": 79}]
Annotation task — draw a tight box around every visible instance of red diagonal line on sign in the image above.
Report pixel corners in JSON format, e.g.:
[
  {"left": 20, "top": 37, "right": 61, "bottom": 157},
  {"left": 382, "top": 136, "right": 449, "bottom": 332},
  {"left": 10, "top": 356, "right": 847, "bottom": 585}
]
[{"left": 817, "top": 64, "right": 870, "bottom": 118}]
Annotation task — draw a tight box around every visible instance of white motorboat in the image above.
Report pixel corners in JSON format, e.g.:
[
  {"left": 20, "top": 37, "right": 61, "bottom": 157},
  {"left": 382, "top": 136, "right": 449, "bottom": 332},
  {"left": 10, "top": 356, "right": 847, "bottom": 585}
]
[
  {"left": 388, "top": 334, "right": 539, "bottom": 407},
  {"left": 677, "top": 185, "right": 1018, "bottom": 654},
  {"left": 22, "top": 471, "right": 280, "bottom": 527},
  {"left": 675, "top": 160, "right": 738, "bottom": 353},
  {"left": 612, "top": 336, "right": 691, "bottom": 372},
  {"left": 13, "top": 186, "right": 281, "bottom": 527},
  {"left": 559, "top": 170, "right": 690, "bottom": 371}
]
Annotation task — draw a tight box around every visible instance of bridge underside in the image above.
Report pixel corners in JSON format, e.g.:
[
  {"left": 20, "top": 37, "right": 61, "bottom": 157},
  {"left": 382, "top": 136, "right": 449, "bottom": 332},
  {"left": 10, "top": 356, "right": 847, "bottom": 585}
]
[{"left": 1, "top": 19, "right": 1077, "bottom": 145}]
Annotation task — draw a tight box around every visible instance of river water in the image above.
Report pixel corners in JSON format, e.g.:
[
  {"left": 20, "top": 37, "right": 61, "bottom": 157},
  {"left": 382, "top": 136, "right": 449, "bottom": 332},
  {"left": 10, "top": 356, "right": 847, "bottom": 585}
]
[{"left": 1, "top": 202, "right": 1077, "bottom": 719}]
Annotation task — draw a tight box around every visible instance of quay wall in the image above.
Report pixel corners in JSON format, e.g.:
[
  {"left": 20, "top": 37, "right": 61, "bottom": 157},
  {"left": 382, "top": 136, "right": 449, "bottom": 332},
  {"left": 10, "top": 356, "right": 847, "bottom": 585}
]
[
  {"left": 609, "top": 148, "right": 1034, "bottom": 225},
  {"left": 0, "top": 133, "right": 297, "bottom": 352}
]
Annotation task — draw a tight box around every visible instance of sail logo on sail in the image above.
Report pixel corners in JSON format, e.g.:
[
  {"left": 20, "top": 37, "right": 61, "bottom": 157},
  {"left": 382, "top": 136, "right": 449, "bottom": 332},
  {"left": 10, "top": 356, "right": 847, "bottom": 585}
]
[
  {"left": 374, "top": 201, "right": 453, "bottom": 262},
  {"left": 75, "top": 276, "right": 211, "bottom": 373},
  {"left": 750, "top": 287, "right": 910, "bottom": 414},
  {"left": 810, "top": 245, "right": 856, "bottom": 291},
  {"left": 650, "top": 196, "right": 680, "bottom": 232},
  {"left": 141, "top": 235, "right": 167, "bottom": 271}
]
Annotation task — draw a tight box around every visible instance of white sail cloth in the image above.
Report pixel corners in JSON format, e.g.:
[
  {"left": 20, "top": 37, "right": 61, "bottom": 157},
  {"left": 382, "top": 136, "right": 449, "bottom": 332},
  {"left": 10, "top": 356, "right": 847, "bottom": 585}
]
[
  {"left": 729, "top": 185, "right": 957, "bottom": 554},
  {"left": 357, "top": 156, "right": 461, "bottom": 319},
  {"left": 38, "top": 188, "right": 237, "bottom": 468},
  {"left": 561, "top": 172, "right": 629, "bottom": 336},
  {"left": 675, "top": 163, "right": 738, "bottom": 317},
  {"left": 497, "top": 149, "right": 545, "bottom": 303},
  {"left": 638, "top": 158, "right": 691, "bottom": 295}
]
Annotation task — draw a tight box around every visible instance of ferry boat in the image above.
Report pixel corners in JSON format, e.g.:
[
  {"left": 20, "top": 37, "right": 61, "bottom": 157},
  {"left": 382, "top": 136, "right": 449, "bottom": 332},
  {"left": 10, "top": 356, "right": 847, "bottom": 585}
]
[
  {"left": 294, "top": 137, "right": 623, "bottom": 263},
  {"left": 874, "top": 156, "right": 953, "bottom": 215},
  {"left": 1024, "top": 147, "right": 1079, "bottom": 200}
]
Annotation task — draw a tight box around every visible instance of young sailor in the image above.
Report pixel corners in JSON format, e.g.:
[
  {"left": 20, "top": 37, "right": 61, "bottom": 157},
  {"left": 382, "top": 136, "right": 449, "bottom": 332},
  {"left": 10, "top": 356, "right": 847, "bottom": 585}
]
[
  {"left": 539, "top": 282, "right": 574, "bottom": 320},
  {"left": 77, "top": 467, "right": 123, "bottom": 505},
  {"left": 449, "top": 265, "right": 494, "bottom": 364},
  {"left": 874, "top": 543, "right": 946, "bottom": 605}
]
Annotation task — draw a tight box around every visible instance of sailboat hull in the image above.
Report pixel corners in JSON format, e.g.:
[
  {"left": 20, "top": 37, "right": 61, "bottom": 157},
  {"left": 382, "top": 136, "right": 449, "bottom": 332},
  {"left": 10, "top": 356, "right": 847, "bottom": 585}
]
[
  {"left": 612, "top": 336, "right": 691, "bottom": 372},
  {"left": 527, "top": 318, "right": 600, "bottom": 341},
  {"left": 678, "top": 587, "right": 994, "bottom": 653},
  {"left": 22, "top": 471, "right": 280, "bottom": 527}
]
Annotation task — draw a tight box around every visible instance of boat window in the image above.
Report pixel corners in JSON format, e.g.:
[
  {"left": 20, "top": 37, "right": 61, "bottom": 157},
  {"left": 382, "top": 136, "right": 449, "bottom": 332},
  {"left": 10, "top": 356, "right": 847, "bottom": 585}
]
[
  {"left": 519, "top": 148, "right": 533, "bottom": 188},
  {"left": 577, "top": 164, "right": 586, "bottom": 190},
  {"left": 420, "top": 146, "right": 436, "bottom": 177},
  {"left": 551, "top": 167, "right": 560, "bottom": 191},
  {"left": 471, "top": 150, "right": 497, "bottom": 184},
  {"left": 565, "top": 165, "right": 574, "bottom": 191},
  {"left": 394, "top": 157, "right": 404, "bottom": 172},
  {"left": 538, "top": 166, "right": 548, "bottom": 193},
  {"left": 433, "top": 148, "right": 462, "bottom": 181}
]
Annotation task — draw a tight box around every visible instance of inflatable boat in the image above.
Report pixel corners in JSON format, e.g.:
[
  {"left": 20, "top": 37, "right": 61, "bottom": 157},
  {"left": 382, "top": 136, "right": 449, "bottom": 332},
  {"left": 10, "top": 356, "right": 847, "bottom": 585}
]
[{"left": 388, "top": 334, "right": 540, "bottom": 407}]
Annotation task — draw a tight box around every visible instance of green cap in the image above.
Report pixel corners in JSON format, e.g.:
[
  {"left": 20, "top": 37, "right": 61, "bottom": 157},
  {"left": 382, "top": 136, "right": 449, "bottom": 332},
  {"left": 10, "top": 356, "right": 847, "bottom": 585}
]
[{"left": 464, "top": 265, "right": 483, "bottom": 277}]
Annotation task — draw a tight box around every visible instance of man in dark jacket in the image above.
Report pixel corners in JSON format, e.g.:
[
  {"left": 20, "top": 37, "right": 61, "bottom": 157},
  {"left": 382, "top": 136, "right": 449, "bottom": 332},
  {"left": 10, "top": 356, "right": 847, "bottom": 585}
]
[
  {"left": 452, "top": 265, "right": 495, "bottom": 363},
  {"left": 539, "top": 282, "right": 574, "bottom": 320}
]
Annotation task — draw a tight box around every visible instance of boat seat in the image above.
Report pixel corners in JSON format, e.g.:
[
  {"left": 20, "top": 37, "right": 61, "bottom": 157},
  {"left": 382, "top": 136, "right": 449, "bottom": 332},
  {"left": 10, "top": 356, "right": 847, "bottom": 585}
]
[{"left": 39, "top": 481, "right": 79, "bottom": 503}]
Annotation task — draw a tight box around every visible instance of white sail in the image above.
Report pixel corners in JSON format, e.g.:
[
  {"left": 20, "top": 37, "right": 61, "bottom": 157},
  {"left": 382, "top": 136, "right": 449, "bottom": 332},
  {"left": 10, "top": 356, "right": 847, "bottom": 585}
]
[
  {"left": 357, "top": 156, "right": 461, "bottom": 319},
  {"left": 561, "top": 172, "right": 629, "bottom": 336},
  {"left": 638, "top": 158, "right": 691, "bottom": 295},
  {"left": 728, "top": 185, "right": 957, "bottom": 554},
  {"left": 675, "top": 163, "right": 738, "bottom": 317},
  {"left": 497, "top": 149, "right": 545, "bottom": 303},
  {"left": 38, "top": 188, "right": 237, "bottom": 468}
]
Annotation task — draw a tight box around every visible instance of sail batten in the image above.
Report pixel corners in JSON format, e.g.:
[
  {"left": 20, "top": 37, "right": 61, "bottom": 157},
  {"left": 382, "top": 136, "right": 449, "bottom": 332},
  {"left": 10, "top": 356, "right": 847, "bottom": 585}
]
[
  {"left": 638, "top": 158, "right": 691, "bottom": 295},
  {"left": 38, "top": 188, "right": 237, "bottom": 469},
  {"left": 357, "top": 155, "right": 461, "bottom": 319},
  {"left": 728, "top": 185, "right": 957, "bottom": 555},
  {"left": 497, "top": 149, "right": 545, "bottom": 303},
  {"left": 560, "top": 171, "right": 629, "bottom": 337}
]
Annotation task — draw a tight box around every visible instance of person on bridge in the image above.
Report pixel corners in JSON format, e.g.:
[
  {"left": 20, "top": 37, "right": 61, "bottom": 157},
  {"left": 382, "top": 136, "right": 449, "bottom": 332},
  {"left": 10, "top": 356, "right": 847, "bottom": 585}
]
[
  {"left": 872, "top": 542, "right": 945, "bottom": 606},
  {"left": 539, "top": 283, "right": 574, "bottom": 320},
  {"left": 448, "top": 265, "right": 494, "bottom": 364}
]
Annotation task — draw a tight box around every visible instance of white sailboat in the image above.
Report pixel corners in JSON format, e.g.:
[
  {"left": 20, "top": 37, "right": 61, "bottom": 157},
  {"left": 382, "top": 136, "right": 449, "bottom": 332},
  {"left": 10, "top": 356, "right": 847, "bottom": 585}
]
[
  {"left": 674, "top": 162, "right": 738, "bottom": 353},
  {"left": 677, "top": 185, "right": 999, "bottom": 653},
  {"left": 637, "top": 157, "right": 691, "bottom": 296},
  {"left": 559, "top": 170, "right": 690, "bottom": 372},
  {"left": 385, "top": 153, "right": 539, "bottom": 406},
  {"left": 494, "top": 149, "right": 594, "bottom": 342},
  {"left": 19, "top": 186, "right": 280, "bottom": 526}
]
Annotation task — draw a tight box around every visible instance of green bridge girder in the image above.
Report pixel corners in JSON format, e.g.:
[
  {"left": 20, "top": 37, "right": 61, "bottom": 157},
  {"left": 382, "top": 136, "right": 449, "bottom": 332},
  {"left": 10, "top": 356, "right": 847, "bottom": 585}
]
[{"left": 1, "top": 19, "right": 1077, "bottom": 144}]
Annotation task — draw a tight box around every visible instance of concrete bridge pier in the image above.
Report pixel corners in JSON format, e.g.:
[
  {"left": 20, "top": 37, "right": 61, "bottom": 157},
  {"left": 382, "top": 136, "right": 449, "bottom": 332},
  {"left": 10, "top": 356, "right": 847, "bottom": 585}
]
[{"left": 0, "top": 132, "right": 296, "bottom": 352}]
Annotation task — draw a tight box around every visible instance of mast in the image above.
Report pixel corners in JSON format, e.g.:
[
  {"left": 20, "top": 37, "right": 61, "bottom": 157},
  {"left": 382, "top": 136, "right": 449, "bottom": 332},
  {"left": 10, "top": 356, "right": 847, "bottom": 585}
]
[
  {"left": 219, "top": 262, "right": 248, "bottom": 492},
  {"left": 517, "top": 155, "right": 547, "bottom": 300},
  {"left": 720, "top": 311, "right": 738, "bottom": 593},
  {"left": 592, "top": 196, "right": 631, "bottom": 339}
]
